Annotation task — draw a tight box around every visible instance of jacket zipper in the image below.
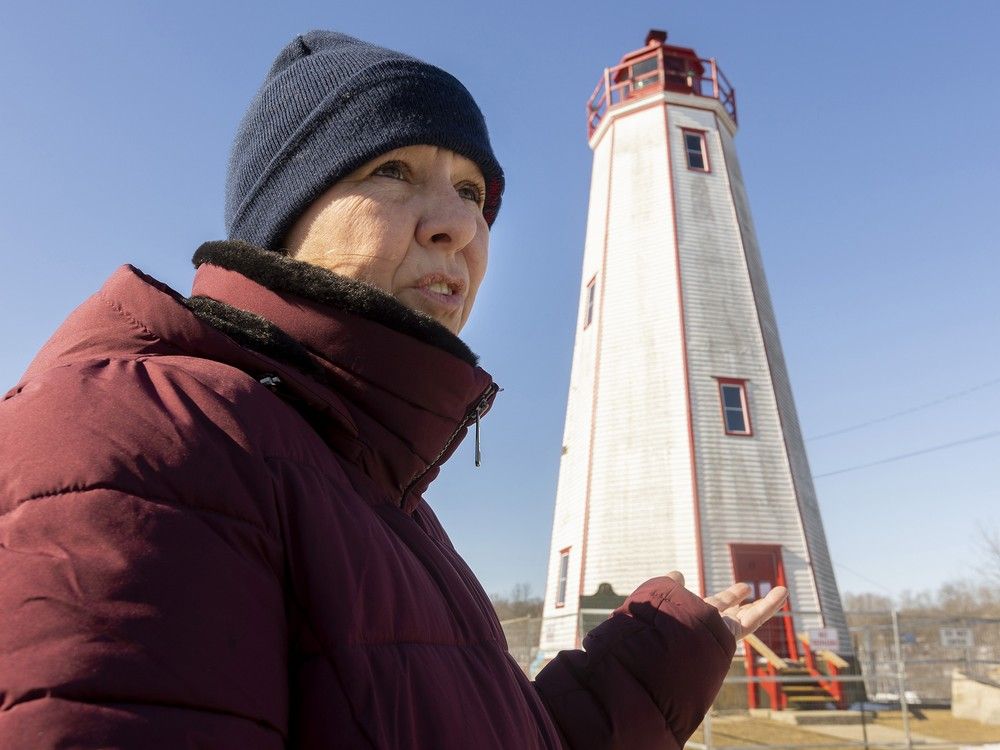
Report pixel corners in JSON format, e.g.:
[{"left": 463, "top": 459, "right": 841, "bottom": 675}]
[{"left": 400, "top": 382, "right": 499, "bottom": 507}]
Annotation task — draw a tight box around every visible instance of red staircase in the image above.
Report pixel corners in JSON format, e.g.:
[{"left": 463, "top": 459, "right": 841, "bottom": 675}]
[{"left": 743, "top": 632, "right": 848, "bottom": 710}]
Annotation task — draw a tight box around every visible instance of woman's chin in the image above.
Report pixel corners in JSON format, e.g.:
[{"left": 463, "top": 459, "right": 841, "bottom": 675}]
[{"left": 396, "top": 290, "right": 463, "bottom": 334}]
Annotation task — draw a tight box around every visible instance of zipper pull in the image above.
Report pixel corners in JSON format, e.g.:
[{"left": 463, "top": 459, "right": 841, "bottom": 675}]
[
  {"left": 471, "top": 383, "right": 499, "bottom": 468},
  {"left": 259, "top": 374, "right": 282, "bottom": 392},
  {"left": 474, "top": 406, "right": 482, "bottom": 467}
]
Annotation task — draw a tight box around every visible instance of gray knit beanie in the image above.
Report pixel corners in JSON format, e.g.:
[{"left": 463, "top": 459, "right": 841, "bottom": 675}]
[{"left": 225, "top": 30, "right": 504, "bottom": 252}]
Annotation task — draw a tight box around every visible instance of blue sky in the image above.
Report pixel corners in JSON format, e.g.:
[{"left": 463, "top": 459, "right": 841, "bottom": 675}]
[{"left": 2, "top": 1, "right": 998, "bottom": 604}]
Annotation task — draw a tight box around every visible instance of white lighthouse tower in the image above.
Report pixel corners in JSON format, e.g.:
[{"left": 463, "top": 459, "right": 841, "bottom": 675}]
[{"left": 539, "top": 30, "right": 850, "bottom": 690}]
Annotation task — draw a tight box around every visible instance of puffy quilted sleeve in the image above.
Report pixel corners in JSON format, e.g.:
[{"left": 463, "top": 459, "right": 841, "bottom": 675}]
[
  {"left": 533, "top": 576, "right": 736, "bottom": 750},
  {"left": 0, "top": 358, "right": 288, "bottom": 749}
]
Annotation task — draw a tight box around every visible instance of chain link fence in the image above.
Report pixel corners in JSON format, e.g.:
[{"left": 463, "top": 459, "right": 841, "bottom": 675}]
[
  {"left": 500, "top": 610, "right": 1000, "bottom": 748},
  {"left": 498, "top": 614, "right": 541, "bottom": 676},
  {"left": 850, "top": 611, "right": 1000, "bottom": 703}
]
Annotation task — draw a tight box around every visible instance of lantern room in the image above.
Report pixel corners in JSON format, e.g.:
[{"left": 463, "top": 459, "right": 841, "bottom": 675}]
[{"left": 587, "top": 29, "right": 738, "bottom": 137}]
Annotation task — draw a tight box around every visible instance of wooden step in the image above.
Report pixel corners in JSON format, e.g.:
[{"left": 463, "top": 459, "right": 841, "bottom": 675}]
[{"left": 786, "top": 695, "right": 835, "bottom": 703}]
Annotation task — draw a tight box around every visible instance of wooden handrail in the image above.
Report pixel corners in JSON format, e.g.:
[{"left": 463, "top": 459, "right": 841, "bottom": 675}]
[
  {"left": 818, "top": 649, "right": 849, "bottom": 669},
  {"left": 744, "top": 633, "right": 790, "bottom": 670},
  {"left": 797, "top": 632, "right": 848, "bottom": 669}
]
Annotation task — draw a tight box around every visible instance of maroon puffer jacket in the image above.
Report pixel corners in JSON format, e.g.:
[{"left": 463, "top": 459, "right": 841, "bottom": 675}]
[{"left": 0, "top": 242, "right": 735, "bottom": 749}]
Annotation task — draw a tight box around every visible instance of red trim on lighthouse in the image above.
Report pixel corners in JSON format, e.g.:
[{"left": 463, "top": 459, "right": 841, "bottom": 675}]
[
  {"left": 712, "top": 110, "right": 827, "bottom": 628},
  {"left": 587, "top": 37, "right": 737, "bottom": 136},
  {"left": 589, "top": 95, "right": 735, "bottom": 148},
  {"left": 681, "top": 127, "right": 711, "bottom": 173},
  {"left": 664, "top": 103, "right": 707, "bottom": 597},
  {"left": 590, "top": 97, "right": 668, "bottom": 145},
  {"left": 729, "top": 544, "right": 798, "bottom": 661},
  {"left": 576, "top": 126, "right": 616, "bottom": 645},
  {"left": 715, "top": 376, "right": 753, "bottom": 436},
  {"left": 555, "top": 547, "right": 571, "bottom": 608}
]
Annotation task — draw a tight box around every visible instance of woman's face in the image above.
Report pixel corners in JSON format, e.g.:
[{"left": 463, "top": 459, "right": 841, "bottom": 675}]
[{"left": 285, "top": 145, "right": 489, "bottom": 335}]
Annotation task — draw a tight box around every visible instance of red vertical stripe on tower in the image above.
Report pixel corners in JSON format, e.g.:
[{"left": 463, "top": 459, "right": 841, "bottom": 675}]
[{"left": 664, "top": 102, "right": 707, "bottom": 597}]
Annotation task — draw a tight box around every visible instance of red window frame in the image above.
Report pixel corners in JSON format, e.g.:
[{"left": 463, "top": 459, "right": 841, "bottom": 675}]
[
  {"left": 555, "top": 547, "right": 571, "bottom": 608},
  {"left": 583, "top": 275, "right": 597, "bottom": 329},
  {"left": 681, "top": 128, "right": 711, "bottom": 173},
  {"left": 716, "top": 377, "right": 752, "bottom": 436}
]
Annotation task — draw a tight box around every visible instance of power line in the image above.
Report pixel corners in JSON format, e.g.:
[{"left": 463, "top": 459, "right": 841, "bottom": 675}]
[
  {"left": 807, "top": 376, "right": 1000, "bottom": 442},
  {"left": 813, "top": 430, "right": 1000, "bottom": 479},
  {"left": 834, "top": 562, "right": 895, "bottom": 596}
]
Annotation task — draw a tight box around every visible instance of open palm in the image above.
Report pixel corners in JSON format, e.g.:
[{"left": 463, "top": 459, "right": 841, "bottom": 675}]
[{"left": 667, "top": 570, "right": 788, "bottom": 640}]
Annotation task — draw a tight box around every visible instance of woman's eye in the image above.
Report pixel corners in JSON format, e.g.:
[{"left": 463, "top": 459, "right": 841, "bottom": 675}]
[
  {"left": 457, "top": 183, "right": 484, "bottom": 205},
  {"left": 373, "top": 161, "right": 407, "bottom": 180}
]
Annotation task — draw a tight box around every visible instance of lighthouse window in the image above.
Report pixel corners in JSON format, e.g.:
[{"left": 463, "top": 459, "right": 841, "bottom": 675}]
[
  {"left": 631, "top": 57, "right": 659, "bottom": 77},
  {"left": 630, "top": 56, "right": 660, "bottom": 91},
  {"left": 718, "top": 380, "right": 752, "bottom": 436},
  {"left": 555, "top": 548, "right": 571, "bottom": 607},
  {"left": 584, "top": 276, "right": 597, "bottom": 329},
  {"left": 682, "top": 129, "right": 709, "bottom": 172}
]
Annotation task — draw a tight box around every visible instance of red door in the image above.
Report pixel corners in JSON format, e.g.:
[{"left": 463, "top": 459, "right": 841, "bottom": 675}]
[{"left": 730, "top": 544, "right": 793, "bottom": 658}]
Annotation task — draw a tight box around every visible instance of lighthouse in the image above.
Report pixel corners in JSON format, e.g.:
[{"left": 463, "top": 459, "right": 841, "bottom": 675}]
[{"left": 538, "top": 30, "right": 850, "bottom": 690}]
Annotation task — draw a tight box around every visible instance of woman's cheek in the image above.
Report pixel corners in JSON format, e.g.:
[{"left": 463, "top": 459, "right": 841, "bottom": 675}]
[{"left": 471, "top": 243, "right": 488, "bottom": 292}]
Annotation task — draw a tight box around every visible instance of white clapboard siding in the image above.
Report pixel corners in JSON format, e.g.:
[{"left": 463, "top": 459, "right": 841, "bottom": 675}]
[
  {"left": 540, "top": 82, "right": 849, "bottom": 658},
  {"left": 714, "top": 120, "right": 850, "bottom": 651}
]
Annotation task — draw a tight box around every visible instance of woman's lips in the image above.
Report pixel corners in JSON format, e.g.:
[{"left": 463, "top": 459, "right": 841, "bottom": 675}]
[
  {"left": 409, "top": 284, "right": 466, "bottom": 316},
  {"left": 406, "top": 273, "right": 467, "bottom": 318}
]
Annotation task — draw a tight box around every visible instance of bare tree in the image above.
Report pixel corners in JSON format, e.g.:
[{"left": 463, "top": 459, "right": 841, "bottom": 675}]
[
  {"left": 937, "top": 580, "right": 1000, "bottom": 616},
  {"left": 843, "top": 591, "right": 894, "bottom": 612},
  {"left": 845, "top": 580, "right": 1000, "bottom": 618},
  {"left": 491, "top": 583, "right": 543, "bottom": 621},
  {"left": 979, "top": 526, "right": 1000, "bottom": 586}
]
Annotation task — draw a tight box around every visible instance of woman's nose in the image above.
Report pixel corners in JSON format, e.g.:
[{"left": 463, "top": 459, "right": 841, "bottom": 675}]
[{"left": 415, "top": 184, "right": 479, "bottom": 254}]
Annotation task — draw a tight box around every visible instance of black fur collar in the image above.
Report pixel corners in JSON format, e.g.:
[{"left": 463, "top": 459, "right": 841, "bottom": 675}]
[{"left": 189, "top": 240, "right": 478, "bottom": 367}]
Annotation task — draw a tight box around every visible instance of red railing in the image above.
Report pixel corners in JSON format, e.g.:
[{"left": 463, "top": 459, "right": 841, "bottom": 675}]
[
  {"left": 799, "top": 634, "right": 847, "bottom": 708},
  {"left": 742, "top": 629, "right": 848, "bottom": 711},
  {"left": 586, "top": 48, "right": 737, "bottom": 137}
]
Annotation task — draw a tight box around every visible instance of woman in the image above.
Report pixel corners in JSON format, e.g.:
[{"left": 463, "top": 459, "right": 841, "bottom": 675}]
[{"left": 0, "top": 31, "right": 786, "bottom": 748}]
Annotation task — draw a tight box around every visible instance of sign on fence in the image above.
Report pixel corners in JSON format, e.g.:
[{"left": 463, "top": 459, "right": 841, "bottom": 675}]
[
  {"left": 939, "top": 627, "right": 974, "bottom": 648},
  {"left": 807, "top": 627, "right": 840, "bottom": 651}
]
